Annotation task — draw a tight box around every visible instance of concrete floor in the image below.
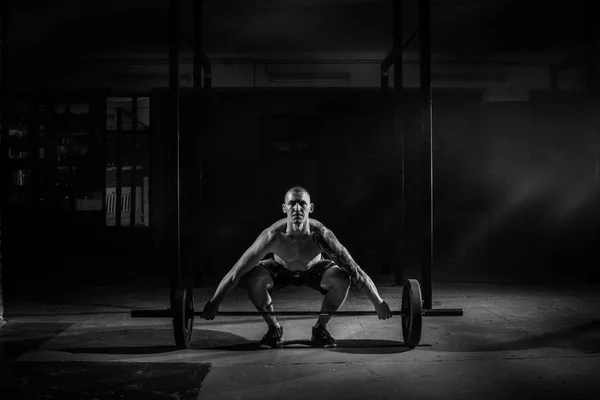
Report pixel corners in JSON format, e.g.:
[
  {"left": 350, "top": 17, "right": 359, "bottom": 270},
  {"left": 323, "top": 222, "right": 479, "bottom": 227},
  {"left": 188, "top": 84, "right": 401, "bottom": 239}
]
[{"left": 1, "top": 278, "right": 599, "bottom": 399}]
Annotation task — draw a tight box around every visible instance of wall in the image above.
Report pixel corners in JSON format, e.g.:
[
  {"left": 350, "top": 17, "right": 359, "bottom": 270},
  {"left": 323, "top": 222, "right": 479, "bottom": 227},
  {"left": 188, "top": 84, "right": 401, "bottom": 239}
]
[
  {"left": 191, "top": 90, "right": 397, "bottom": 280},
  {"left": 480, "top": 94, "right": 599, "bottom": 283},
  {"left": 7, "top": 53, "right": 585, "bottom": 92},
  {"left": 188, "top": 89, "right": 599, "bottom": 284},
  {"left": 4, "top": 49, "right": 598, "bottom": 285}
]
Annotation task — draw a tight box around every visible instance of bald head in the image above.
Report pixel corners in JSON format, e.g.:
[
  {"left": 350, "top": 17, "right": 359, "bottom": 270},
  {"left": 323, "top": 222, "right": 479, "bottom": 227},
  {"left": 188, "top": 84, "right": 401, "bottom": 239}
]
[
  {"left": 284, "top": 186, "right": 311, "bottom": 204},
  {"left": 282, "top": 186, "right": 314, "bottom": 229}
]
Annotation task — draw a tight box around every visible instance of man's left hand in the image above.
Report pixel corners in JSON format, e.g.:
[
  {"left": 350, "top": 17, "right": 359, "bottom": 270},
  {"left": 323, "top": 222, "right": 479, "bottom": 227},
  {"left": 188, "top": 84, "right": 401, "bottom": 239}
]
[{"left": 374, "top": 300, "right": 393, "bottom": 320}]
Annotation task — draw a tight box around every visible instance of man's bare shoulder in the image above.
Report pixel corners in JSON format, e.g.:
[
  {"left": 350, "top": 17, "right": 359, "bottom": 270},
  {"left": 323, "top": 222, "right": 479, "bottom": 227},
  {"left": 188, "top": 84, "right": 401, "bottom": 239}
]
[
  {"left": 309, "top": 219, "right": 334, "bottom": 246},
  {"left": 269, "top": 218, "right": 288, "bottom": 233},
  {"left": 309, "top": 218, "right": 327, "bottom": 232},
  {"left": 248, "top": 220, "right": 286, "bottom": 254},
  {"left": 260, "top": 219, "right": 287, "bottom": 239}
]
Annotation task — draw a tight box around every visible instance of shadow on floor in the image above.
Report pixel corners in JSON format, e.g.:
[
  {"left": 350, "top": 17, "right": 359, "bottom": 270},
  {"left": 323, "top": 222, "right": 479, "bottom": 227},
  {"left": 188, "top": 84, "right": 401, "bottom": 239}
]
[
  {"left": 436, "top": 320, "right": 600, "bottom": 353},
  {"left": 0, "top": 322, "right": 74, "bottom": 358},
  {"left": 64, "top": 345, "right": 179, "bottom": 355},
  {"left": 206, "top": 338, "right": 410, "bottom": 354},
  {"left": 5, "top": 298, "right": 158, "bottom": 313},
  {"left": 0, "top": 322, "right": 77, "bottom": 387},
  {"left": 200, "top": 315, "right": 324, "bottom": 325},
  {"left": 59, "top": 329, "right": 410, "bottom": 355},
  {"left": 0, "top": 362, "right": 211, "bottom": 400},
  {"left": 61, "top": 329, "right": 249, "bottom": 355},
  {"left": 6, "top": 311, "right": 133, "bottom": 317}
]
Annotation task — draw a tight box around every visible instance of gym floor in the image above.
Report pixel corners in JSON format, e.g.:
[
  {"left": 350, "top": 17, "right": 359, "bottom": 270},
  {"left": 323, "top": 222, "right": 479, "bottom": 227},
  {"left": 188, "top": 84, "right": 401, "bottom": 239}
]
[{"left": 1, "top": 277, "right": 599, "bottom": 399}]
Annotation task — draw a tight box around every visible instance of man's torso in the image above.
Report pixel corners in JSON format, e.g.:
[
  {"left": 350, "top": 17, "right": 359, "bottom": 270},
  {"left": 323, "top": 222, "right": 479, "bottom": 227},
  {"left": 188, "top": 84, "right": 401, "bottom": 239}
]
[{"left": 268, "top": 219, "right": 324, "bottom": 271}]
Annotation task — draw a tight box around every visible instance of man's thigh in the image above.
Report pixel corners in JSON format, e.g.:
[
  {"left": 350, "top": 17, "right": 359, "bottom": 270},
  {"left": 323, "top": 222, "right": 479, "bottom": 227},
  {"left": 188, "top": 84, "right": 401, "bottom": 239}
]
[
  {"left": 241, "top": 258, "right": 293, "bottom": 294},
  {"left": 304, "top": 260, "right": 348, "bottom": 295},
  {"left": 242, "top": 263, "right": 274, "bottom": 289}
]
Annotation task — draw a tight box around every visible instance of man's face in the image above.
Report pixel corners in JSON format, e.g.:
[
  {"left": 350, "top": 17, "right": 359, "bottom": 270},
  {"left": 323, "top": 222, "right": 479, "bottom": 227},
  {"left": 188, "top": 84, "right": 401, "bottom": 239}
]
[{"left": 282, "top": 191, "right": 314, "bottom": 227}]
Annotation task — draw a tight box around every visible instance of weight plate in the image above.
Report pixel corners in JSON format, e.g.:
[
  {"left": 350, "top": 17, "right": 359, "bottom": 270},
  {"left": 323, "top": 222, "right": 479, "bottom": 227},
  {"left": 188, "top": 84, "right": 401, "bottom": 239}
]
[
  {"left": 173, "top": 286, "right": 195, "bottom": 349},
  {"left": 401, "top": 278, "right": 423, "bottom": 348}
]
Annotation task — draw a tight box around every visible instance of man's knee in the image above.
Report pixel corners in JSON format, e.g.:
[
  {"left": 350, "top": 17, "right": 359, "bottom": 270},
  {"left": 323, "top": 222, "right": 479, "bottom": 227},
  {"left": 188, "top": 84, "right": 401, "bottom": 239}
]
[
  {"left": 245, "top": 265, "right": 274, "bottom": 293},
  {"left": 320, "top": 266, "right": 351, "bottom": 292}
]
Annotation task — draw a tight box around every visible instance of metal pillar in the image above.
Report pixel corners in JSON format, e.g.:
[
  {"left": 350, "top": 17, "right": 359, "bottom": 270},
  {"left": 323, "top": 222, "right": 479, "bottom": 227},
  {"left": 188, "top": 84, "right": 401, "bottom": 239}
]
[
  {"left": 381, "top": 70, "right": 389, "bottom": 91},
  {"left": 203, "top": 63, "right": 212, "bottom": 89},
  {"left": 392, "top": 0, "right": 405, "bottom": 286},
  {"left": 193, "top": 0, "right": 204, "bottom": 96},
  {"left": 168, "top": 0, "right": 182, "bottom": 297},
  {"left": 0, "top": 0, "right": 9, "bottom": 327},
  {"left": 585, "top": 0, "right": 600, "bottom": 282},
  {"left": 419, "top": 0, "right": 433, "bottom": 309},
  {"left": 191, "top": 0, "right": 206, "bottom": 287},
  {"left": 382, "top": 28, "right": 419, "bottom": 74},
  {"left": 584, "top": 0, "right": 597, "bottom": 95}
]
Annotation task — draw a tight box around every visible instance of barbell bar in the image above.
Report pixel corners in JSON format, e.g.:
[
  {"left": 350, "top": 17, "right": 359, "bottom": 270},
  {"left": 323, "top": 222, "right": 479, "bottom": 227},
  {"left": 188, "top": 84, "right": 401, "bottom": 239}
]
[
  {"left": 130, "top": 309, "right": 463, "bottom": 318},
  {"left": 129, "top": 278, "right": 463, "bottom": 349}
]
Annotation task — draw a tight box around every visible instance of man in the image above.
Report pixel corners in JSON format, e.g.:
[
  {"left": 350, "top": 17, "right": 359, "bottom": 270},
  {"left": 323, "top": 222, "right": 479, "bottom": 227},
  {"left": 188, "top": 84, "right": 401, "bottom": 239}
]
[{"left": 201, "top": 186, "right": 392, "bottom": 348}]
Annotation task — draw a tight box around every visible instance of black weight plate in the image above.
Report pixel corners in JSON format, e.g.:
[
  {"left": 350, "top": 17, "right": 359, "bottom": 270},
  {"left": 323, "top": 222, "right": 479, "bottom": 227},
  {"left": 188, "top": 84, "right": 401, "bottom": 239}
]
[
  {"left": 401, "top": 278, "right": 423, "bottom": 348},
  {"left": 173, "top": 287, "right": 194, "bottom": 349}
]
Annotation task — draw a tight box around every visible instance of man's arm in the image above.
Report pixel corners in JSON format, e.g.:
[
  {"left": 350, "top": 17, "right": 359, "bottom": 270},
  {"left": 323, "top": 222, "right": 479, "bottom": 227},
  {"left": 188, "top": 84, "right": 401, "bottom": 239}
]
[
  {"left": 311, "top": 221, "right": 383, "bottom": 305},
  {"left": 209, "top": 227, "right": 277, "bottom": 305}
]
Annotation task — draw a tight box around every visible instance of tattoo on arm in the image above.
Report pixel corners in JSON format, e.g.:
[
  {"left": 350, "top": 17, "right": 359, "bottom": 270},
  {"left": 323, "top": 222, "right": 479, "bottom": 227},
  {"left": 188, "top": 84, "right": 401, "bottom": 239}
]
[{"left": 313, "top": 227, "right": 366, "bottom": 289}]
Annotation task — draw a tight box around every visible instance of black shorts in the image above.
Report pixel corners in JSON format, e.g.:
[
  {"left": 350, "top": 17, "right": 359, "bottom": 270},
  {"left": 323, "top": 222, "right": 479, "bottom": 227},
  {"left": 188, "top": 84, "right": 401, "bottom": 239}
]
[{"left": 241, "top": 254, "right": 338, "bottom": 295}]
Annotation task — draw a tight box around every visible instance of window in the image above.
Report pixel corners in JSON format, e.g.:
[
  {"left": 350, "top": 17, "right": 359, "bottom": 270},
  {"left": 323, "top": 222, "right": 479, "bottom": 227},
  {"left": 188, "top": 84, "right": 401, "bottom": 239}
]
[
  {"left": 7, "top": 100, "right": 106, "bottom": 212},
  {"left": 105, "top": 97, "right": 151, "bottom": 227}
]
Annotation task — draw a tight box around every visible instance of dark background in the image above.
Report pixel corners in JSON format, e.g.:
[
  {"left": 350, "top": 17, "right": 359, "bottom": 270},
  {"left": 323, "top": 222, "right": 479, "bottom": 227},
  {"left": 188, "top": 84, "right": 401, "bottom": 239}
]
[{"left": 2, "top": 0, "right": 599, "bottom": 292}]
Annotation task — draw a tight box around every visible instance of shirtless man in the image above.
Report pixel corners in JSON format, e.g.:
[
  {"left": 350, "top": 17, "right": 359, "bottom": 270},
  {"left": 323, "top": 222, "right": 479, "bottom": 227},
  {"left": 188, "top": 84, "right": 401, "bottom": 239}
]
[{"left": 201, "top": 186, "right": 392, "bottom": 348}]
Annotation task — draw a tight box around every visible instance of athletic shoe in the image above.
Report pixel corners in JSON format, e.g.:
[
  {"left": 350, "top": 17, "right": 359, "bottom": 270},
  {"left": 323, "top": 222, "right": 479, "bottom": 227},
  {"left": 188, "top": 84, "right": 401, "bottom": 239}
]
[
  {"left": 311, "top": 325, "right": 337, "bottom": 348},
  {"left": 259, "top": 325, "right": 284, "bottom": 349}
]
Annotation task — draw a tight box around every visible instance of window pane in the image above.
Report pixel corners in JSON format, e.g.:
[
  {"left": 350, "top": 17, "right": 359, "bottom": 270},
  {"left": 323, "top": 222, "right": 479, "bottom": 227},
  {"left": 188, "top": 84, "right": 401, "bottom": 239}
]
[
  {"left": 105, "top": 133, "right": 119, "bottom": 226},
  {"left": 137, "top": 97, "right": 150, "bottom": 131},
  {"left": 74, "top": 131, "right": 104, "bottom": 211},
  {"left": 120, "top": 134, "right": 134, "bottom": 227},
  {"left": 106, "top": 97, "right": 132, "bottom": 131},
  {"left": 106, "top": 97, "right": 150, "bottom": 131},
  {"left": 104, "top": 95, "right": 152, "bottom": 227},
  {"left": 136, "top": 134, "right": 150, "bottom": 226}
]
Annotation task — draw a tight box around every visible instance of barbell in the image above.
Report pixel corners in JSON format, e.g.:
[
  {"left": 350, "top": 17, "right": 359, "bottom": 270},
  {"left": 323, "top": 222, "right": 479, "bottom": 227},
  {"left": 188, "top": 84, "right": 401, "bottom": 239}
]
[{"left": 130, "top": 279, "right": 463, "bottom": 349}]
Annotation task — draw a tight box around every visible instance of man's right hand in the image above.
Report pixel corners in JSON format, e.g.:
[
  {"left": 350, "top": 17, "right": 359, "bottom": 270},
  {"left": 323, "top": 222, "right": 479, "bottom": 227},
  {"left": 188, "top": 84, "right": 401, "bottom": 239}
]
[{"left": 201, "top": 300, "right": 220, "bottom": 320}]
